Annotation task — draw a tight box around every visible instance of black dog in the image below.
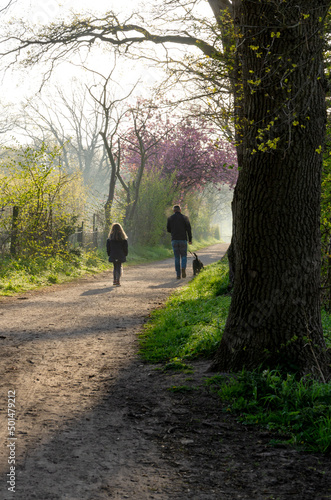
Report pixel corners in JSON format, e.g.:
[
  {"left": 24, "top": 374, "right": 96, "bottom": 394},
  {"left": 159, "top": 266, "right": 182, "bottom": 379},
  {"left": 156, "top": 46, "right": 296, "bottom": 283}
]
[{"left": 191, "top": 252, "right": 204, "bottom": 275}]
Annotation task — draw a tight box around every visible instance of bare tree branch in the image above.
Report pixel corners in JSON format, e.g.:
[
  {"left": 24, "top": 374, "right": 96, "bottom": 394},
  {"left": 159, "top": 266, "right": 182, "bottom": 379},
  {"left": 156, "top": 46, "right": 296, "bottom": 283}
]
[{"left": 0, "top": 0, "right": 15, "bottom": 14}]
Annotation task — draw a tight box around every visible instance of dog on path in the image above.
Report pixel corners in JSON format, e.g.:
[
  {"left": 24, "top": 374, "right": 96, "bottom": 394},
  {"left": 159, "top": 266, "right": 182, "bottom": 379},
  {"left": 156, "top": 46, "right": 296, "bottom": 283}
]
[{"left": 191, "top": 252, "right": 204, "bottom": 275}]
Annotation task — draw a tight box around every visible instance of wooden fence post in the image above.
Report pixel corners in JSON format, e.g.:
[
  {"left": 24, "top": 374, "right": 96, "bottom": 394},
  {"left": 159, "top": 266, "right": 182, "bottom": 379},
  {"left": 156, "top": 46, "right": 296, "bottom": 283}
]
[
  {"left": 77, "top": 222, "right": 84, "bottom": 247},
  {"left": 93, "top": 214, "right": 98, "bottom": 248},
  {"left": 10, "top": 206, "right": 19, "bottom": 256}
]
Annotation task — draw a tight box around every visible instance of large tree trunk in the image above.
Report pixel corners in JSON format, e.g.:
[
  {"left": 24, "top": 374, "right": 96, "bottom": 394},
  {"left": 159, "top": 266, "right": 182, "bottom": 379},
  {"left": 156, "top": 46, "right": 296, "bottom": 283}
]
[{"left": 211, "top": 0, "right": 331, "bottom": 379}]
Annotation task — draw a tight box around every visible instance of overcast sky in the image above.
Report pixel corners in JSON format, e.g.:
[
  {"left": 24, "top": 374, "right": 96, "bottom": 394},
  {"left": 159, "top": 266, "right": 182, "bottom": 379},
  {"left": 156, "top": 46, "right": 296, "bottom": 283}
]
[
  {"left": 8, "top": 0, "right": 139, "bottom": 24},
  {"left": 1, "top": 0, "right": 166, "bottom": 104},
  {"left": 0, "top": 0, "right": 216, "bottom": 146}
]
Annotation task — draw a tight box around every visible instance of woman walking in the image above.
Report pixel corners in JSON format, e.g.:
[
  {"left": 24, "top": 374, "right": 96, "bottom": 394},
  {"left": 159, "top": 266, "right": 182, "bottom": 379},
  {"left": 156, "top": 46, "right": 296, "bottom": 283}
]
[{"left": 106, "top": 223, "right": 128, "bottom": 286}]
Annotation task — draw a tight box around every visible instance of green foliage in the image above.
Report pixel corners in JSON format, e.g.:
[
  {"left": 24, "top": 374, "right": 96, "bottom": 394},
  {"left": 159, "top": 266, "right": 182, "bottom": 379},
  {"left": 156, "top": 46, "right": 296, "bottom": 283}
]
[
  {"left": 0, "top": 250, "right": 108, "bottom": 295},
  {"left": 206, "top": 369, "right": 331, "bottom": 453},
  {"left": 183, "top": 189, "right": 216, "bottom": 242},
  {"left": 139, "top": 260, "right": 231, "bottom": 363},
  {"left": 0, "top": 143, "right": 86, "bottom": 257},
  {"left": 127, "top": 165, "right": 223, "bottom": 247},
  {"left": 321, "top": 309, "right": 331, "bottom": 350},
  {"left": 130, "top": 168, "right": 179, "bottom": 246}
]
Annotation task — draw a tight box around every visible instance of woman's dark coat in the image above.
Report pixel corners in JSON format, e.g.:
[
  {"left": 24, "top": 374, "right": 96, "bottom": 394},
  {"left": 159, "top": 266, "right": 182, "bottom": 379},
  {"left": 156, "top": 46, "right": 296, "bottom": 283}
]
[{"left": 106, "top": 238, "right": 128, "bottom": 263}]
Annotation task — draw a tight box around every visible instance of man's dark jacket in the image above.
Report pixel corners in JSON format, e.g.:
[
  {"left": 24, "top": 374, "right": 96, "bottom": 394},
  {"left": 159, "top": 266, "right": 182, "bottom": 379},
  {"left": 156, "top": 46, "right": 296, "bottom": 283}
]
[{"left": 167, "top": 212, "right": 192, "bottom": 241}]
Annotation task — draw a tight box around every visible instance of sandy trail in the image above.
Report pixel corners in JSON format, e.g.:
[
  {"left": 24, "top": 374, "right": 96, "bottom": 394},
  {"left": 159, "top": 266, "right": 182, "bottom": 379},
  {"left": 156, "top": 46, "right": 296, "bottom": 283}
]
[{"left": 0, "top": 244, "right": 230, "bottom": 500}]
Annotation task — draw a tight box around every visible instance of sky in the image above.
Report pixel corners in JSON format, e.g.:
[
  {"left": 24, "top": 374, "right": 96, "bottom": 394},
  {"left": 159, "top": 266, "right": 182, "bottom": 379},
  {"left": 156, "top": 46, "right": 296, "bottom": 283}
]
[
  {"left": 1, "top": 0, "right": 216, "bottom": 104},
  {"left": 0, "top": 0, "right": 217, "bottom": 138},
  {"left": 0, "top": 0, "right": 204, "bottom": 150},
  {"left": 1, "top": 0, "right": 166, "bottom": 104},
  {"left": 9, "top": 0, "right": 138, "bottom": 24}
]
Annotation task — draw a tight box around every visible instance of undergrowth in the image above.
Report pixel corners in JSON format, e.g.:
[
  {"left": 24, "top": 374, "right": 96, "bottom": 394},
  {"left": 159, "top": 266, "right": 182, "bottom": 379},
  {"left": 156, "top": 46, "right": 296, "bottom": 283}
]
[
  {"left": 206, "top": 369, "right": 331, "bottom": 454},
  {"left": 0, "top": 250, "right": 108, "bottom": 295}
]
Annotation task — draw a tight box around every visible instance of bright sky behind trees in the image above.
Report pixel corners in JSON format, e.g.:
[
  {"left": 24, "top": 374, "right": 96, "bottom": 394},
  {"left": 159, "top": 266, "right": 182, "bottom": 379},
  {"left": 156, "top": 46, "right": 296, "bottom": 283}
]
[{"left": 1, "top": 0, "right": 166, "bottom": 105}]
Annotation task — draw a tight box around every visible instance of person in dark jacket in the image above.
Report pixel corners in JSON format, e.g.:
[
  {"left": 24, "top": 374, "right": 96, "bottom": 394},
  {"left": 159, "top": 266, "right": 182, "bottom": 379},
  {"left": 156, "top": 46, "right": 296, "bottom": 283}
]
[
  {"left": 106, "top": 223, "right": 128, "bottom": 286},
  {"left": 167, "top": 205, "right": 192, "bottom": 279}
]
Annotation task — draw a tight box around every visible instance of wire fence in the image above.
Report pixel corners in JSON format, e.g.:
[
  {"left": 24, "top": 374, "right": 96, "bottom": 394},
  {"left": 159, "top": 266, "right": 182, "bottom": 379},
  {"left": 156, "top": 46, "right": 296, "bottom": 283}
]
[
  {"left": 68, "top": 223, "right": 105, "bottom": 251},
  {"left": 0, "top": 210, "right": 105, "bottom": 255}
]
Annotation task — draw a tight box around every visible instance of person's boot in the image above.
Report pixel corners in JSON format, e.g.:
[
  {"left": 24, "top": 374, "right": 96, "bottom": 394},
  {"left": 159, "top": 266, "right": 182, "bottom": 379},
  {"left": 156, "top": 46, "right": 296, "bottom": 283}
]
[{"left": 182, "top": 269, "right": 186, "bottom": 278}]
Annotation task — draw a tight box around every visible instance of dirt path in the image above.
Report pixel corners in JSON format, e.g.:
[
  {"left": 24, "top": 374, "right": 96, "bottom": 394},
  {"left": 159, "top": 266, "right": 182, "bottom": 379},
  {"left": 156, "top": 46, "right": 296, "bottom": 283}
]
[{"left": 0, "top": 243, "right": 330, "bottom": 500}]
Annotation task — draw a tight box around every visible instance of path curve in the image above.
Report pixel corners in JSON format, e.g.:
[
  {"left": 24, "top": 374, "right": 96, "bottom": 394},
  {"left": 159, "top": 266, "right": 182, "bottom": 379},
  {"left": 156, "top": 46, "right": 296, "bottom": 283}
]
[
  {"left": 0, "top": 244, "right": 229, "bottom": 500},
  {"left": 1, "top": 243, "right": 330, "bottom": 500}
]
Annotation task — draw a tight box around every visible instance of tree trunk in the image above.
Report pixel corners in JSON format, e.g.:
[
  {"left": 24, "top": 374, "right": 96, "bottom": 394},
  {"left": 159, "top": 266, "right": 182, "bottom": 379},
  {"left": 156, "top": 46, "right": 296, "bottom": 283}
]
[
  {"left": 126, "top": 155, "right": 146, "bottom": 239},
  {"left": 211, "top": 0, "right": 331, "bottom": 379},
  {"left": 100, "top": 132, "right": 117, "bottom": 232}
]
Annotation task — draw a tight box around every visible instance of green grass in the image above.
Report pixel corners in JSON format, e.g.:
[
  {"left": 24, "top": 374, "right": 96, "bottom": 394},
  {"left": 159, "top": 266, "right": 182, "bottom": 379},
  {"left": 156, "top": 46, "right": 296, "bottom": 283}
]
[
  {"left": 205, "top": 369, "right": 331, "bottom": 453},
  {"left": 139, "top": 259, "right": 231, "bottom": 362},
  {"left": 0, "top": 250, "right": 109, "bottom": 295}
]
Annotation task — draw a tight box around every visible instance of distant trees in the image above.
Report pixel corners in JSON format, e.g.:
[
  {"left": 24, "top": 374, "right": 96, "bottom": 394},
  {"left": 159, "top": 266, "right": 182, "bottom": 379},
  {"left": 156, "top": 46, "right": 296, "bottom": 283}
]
[
  {"left": 130, "top": 168, "right": 179, "bottom": 246},
  {"left": 149, "top": 117, "right": 237, "bottom": 190},
  {"left": 17, "top": 83, "right": 109, "bottom": 187},
  {"left": 10, "top": 67, "right": 237, "bottom": 242},
  {"left": 86, "top": 68, "right": 137, "bottom": 231},
  {"left": 120, "top": 102, "right": 237, "bottom": 240}
]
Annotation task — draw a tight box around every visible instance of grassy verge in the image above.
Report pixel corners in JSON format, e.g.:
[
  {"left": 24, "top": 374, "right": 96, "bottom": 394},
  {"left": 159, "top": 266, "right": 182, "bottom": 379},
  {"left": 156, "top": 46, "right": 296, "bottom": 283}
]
[
  {"left": 0, "top": 237, "right": 221, "bottom": 296},
  {"left": 139, "top": 259, "right": 331, "bottom": 454},
  {"left": 0, "top": 250, "right": 109, "bottom": 295},
  {"left": 139, "top": 259, "right": 231, "bottom": 362}
]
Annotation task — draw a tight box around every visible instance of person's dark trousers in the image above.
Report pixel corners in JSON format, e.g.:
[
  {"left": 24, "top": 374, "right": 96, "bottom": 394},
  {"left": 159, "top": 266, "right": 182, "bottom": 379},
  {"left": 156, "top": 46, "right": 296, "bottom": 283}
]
[
  {"left": 171, "top": 240, "right": 187, "bottom": 277},
  {"left": 113, "top": 260, "right": 122, "bottom": 283}
]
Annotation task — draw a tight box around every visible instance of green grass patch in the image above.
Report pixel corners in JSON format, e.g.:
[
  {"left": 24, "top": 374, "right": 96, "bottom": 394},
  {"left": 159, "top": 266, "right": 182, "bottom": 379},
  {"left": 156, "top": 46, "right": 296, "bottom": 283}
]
[
  {"left": 163, "top": 358, "right": 194, "bottom": 373},
  {"left": 0, "top": 250, "right": 109, "bottom": 296},
  {"left": 139, "top": 259, "right": 231, "bottom": 363},
  {"left": 138, "top": 255, "right": 331, "bottom": 365},
  {"left": 206, "top": 369, "right": 331, "bottom": 454},
  {"left": 167, "top": 385, "right": 198, "bottom": 393}
]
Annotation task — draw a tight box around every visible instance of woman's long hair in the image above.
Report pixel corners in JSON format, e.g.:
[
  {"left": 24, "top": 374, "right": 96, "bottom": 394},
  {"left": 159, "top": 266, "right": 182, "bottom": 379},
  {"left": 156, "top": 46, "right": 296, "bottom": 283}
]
[{"left": 108, "top": 223, "right": 128, "bottom": 241}]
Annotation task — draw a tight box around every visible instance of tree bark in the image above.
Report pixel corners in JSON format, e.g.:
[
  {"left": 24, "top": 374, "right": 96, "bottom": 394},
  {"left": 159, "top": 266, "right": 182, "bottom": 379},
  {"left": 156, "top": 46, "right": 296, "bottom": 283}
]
[
  {"left": 211, "top": 0, "right": 331, "bottom": 379},
  {"left": 100, "top": 131, "right": 117, "bottom": 231}
]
